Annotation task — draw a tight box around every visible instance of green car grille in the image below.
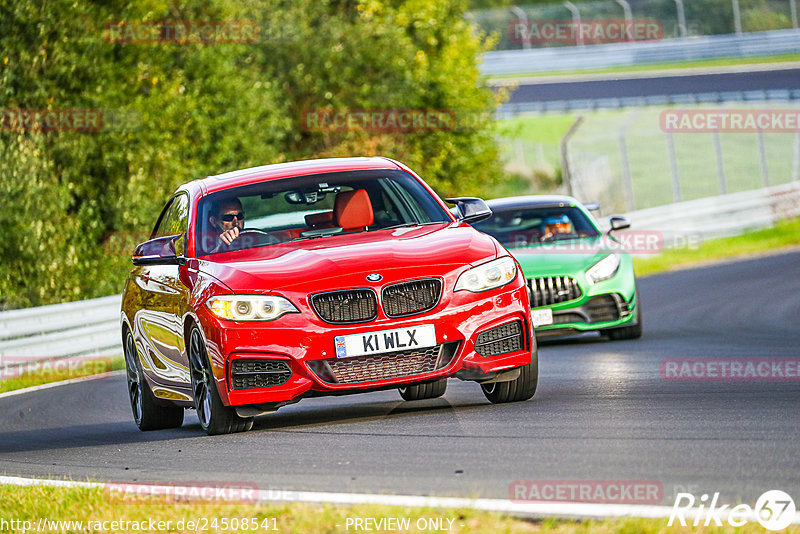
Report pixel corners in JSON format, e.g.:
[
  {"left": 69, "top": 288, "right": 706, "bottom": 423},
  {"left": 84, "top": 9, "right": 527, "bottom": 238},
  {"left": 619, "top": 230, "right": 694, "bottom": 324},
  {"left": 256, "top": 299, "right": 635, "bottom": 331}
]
[{"left": 528, "top": 276, "right": 582, "bottom": 307}]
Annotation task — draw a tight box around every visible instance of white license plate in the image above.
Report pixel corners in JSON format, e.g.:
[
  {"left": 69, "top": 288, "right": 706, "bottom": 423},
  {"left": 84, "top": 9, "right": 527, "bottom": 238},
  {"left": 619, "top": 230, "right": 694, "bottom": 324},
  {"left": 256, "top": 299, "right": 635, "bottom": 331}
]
[
  {"left": 532, "top": 308, "right": 553, "bottom": 327},
  {"left": 334, "top": 324, "right": 436, "bottom": 358}
]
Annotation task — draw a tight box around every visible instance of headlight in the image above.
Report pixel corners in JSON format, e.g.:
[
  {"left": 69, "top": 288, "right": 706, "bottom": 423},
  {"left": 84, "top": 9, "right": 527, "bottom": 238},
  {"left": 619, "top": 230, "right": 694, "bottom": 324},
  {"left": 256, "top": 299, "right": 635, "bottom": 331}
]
[
  {"left": 455, "top": 256, "right": 517, "bottom": 293},
  {"left": 586, "top": 254, "right": 620, "bottom": 284},
  {"left": 206, "top": 295, "right": 299, "bottom": 321}
]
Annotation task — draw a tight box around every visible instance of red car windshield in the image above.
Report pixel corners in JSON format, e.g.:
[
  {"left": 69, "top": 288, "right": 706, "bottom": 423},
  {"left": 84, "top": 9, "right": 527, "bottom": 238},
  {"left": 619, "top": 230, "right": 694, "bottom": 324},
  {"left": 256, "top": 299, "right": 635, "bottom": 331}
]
[{"left": 196, "top": 170, "right": 452, "bottom": 255}]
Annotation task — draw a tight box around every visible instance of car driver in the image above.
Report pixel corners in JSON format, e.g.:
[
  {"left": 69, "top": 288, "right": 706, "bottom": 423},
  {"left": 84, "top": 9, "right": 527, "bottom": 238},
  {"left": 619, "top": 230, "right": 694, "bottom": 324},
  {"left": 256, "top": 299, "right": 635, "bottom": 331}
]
[{"left": 209, "top": 198, "right": 245, "bottom": 249}]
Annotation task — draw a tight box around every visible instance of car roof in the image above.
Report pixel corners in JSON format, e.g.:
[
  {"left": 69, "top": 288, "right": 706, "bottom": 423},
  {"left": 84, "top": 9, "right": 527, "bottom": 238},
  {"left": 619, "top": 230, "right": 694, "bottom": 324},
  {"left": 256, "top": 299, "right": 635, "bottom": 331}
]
[
  {"left": 189, "top": 157, "right": 405, "bottom": 195},
  {"left": 485, "top": 195, "right": 586, "bottom": 211}
]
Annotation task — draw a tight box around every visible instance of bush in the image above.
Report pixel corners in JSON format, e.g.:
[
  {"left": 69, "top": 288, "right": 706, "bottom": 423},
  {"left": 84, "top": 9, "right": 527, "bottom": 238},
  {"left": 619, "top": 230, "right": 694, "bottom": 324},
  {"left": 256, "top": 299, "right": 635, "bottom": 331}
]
[{"left": 0, "top": 0, "right": 506, "bottom": 308}]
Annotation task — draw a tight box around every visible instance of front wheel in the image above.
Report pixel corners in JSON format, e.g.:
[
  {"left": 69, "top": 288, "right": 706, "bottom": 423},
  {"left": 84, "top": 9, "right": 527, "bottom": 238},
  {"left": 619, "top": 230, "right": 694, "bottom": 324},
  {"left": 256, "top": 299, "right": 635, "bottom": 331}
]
[
  {"left": 481, "top": 350, "right": 538, "bottom": 404},
  {"left": 188, "top": 326, "right": 253, "bottom": 435},
  {"left": 398, "top": 379, "right": 447, "bottom": 401},
  {"left": 123, "top": 329, "right": 184, "bottom": 431}
]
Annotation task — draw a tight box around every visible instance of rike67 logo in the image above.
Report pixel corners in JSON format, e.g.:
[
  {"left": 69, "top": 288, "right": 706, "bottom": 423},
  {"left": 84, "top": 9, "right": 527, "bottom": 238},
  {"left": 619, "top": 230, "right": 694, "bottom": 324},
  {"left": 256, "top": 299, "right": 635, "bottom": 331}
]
[{"left": 669, "top": 490, "right": 796, "bottom": 531}]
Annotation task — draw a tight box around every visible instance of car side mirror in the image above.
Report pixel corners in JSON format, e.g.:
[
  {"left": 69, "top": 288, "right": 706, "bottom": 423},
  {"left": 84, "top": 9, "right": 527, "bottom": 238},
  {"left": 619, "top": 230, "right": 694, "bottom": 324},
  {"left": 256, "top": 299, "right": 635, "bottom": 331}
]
[
  {"left": 608, "top": 215, "right": 631, "bottom": 232},
  {"left": 132, "top": 234, "right": 187, "bottom": 266},
  {"left": 445, "top": 197, "right": 493, "bottom": 224}
]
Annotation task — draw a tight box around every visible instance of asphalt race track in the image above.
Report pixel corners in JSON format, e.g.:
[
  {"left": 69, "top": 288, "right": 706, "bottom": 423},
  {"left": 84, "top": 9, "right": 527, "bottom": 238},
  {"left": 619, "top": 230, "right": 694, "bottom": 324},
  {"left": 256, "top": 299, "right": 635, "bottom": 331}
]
[
  {"left": 1, "top": 250, "right": 799, "bottom": 507},
  {"left": 507, "top": 66, "right": 800, "bottom": 104}
]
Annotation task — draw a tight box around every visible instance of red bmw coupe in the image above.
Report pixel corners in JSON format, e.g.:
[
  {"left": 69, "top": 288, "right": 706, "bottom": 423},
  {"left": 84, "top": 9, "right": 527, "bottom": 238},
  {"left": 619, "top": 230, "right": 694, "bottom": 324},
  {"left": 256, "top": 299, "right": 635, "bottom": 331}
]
[{"left": 121, "top": 157, "right": 537, "bottom": 434}]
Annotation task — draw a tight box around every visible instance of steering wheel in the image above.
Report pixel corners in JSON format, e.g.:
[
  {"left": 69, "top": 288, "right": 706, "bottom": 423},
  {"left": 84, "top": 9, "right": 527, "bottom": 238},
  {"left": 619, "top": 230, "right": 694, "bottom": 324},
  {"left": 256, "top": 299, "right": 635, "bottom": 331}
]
[{"left": 211, "top": 229, "right": 280, "bottom": 253}]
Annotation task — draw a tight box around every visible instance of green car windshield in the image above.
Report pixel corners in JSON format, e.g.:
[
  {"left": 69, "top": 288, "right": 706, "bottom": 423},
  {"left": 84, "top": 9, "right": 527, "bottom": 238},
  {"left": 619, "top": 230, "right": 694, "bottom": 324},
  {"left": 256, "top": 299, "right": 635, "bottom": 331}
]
[{"left": 474, "top": 206, "right": 600, "bottom": 248}]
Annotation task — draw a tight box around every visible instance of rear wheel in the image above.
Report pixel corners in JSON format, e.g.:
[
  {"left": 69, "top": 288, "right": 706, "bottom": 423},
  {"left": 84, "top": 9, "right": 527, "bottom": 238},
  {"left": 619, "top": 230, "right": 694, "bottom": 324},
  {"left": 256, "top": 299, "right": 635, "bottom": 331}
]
[
  {"left": 481, "top": 350, "right": 538, "bottom": 404},
  {"left": 123, "top": 329, "right": 184, "bottom": 431},
  {"left": 398, "top": 379, "right": 447, "bottom": 401},
  {"left": 188, "top": 326, "right": 253, "bottom": 435},
  {"left": 603, "top": 295, "right": 642, "bottom": 340}
]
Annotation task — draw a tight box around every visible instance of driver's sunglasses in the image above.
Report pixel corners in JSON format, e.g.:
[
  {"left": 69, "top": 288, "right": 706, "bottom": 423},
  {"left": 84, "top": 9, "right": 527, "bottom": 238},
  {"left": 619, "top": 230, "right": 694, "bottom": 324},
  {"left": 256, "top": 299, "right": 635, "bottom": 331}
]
[{"left": 220, "top": 212, "right": 244, "bottom": 222}]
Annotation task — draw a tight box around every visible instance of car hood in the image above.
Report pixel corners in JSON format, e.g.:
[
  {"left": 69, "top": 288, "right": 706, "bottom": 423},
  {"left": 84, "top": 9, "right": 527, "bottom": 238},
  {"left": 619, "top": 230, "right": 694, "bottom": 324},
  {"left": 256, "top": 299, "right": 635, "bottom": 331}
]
[{"left": 197, "top": 223, "right": 498, "bottom": 292}]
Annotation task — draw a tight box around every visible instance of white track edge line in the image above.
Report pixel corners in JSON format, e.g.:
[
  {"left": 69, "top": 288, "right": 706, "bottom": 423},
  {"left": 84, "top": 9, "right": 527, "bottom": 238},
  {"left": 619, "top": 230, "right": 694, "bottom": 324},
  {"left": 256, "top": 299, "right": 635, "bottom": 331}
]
[
  {"left": 3, "top": 475, "right": 799, "bottom": 524},
  {"left": 0, "top": 370, "right": 124, "bottom": 400}
]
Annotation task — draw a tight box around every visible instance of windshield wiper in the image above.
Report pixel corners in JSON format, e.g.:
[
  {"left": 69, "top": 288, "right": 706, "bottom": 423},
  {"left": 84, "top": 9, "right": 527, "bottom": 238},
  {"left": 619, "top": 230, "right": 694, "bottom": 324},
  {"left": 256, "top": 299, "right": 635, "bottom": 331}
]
[
  {"left": 381, "top": 222, "right": 424, "bottom": 230},
  {"left": 296, "top": 227, "right": 344, "bottom": 239}
]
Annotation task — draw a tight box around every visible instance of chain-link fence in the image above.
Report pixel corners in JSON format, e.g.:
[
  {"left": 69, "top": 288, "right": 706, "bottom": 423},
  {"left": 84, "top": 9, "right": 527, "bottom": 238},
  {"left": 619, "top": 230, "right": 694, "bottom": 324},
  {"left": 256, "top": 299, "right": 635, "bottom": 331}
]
[
  {"left": 561, "top": 105, "right": 800, "bottom": 214},
  {"left": 470, "top": 0, "right": 799, "bottom": 51}
]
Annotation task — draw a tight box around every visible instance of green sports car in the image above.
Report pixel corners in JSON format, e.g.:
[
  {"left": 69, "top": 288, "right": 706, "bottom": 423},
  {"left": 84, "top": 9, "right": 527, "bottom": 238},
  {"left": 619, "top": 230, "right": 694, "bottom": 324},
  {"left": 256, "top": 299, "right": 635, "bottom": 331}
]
[{"left": 472, "top": 195, "right": 642, "bottom": 340}]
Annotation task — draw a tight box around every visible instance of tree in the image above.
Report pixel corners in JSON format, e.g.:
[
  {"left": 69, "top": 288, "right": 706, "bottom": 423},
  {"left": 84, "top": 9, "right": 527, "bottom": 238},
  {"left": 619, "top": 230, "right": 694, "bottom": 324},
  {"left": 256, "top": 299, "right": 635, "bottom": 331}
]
[{"left": 0, "top": 0, "right": 506, "bottom": 307}]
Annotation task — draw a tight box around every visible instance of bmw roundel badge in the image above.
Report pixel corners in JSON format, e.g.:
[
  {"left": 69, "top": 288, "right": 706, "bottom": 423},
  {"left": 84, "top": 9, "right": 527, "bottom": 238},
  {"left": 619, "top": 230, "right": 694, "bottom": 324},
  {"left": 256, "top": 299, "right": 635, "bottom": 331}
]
[{"left": 366, "top": 273, "right": 383, "bottom": 282}]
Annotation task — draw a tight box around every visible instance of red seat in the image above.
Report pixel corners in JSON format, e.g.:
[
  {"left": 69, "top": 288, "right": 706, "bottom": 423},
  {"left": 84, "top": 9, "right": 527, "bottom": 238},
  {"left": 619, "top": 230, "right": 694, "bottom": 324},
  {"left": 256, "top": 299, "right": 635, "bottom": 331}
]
[{"left": 334, "top": 190, "right": 374, "bottom": 231}]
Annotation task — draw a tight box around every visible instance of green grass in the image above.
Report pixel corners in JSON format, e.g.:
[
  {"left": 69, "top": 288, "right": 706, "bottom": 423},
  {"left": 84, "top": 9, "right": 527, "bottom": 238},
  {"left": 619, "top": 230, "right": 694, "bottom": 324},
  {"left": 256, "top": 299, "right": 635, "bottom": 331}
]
[
  {"left": 0, "top": 356, "right": 124, "bottom": 394},
  {"left": 495, "top": 114, "right": 577, "bottom": 192},
  {"left": 1, "top": 484, "right": 797, "bottom": 533},
  {"left": 634, "top": 217, "right": 800, "bottom": 276},
  {"left": 486, "top": 52, "right": 800, "bottom": 80}
]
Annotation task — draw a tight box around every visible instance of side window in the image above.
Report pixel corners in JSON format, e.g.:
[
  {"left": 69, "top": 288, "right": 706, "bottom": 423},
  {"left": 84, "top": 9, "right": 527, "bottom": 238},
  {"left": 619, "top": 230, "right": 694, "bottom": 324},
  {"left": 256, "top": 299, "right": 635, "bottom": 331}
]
[
  {"left": 164, "top": 194, "right": 189, "bottom": 236},
  {"left": 152, "top": 194, "right": 190, "bottom": 254},
  {"left": 152, "top": 198, "right": 175, "bottom": 239},
  {"left": 164, "top": 194, "right": 190, "bottom": 255}
]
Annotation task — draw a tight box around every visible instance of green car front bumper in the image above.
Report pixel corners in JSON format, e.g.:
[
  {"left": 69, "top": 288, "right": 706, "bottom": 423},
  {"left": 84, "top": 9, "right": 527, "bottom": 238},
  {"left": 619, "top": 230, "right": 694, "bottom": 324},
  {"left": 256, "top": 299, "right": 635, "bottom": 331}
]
[{"left": 514, "top": 252, "right": 639, "bottom": 338}]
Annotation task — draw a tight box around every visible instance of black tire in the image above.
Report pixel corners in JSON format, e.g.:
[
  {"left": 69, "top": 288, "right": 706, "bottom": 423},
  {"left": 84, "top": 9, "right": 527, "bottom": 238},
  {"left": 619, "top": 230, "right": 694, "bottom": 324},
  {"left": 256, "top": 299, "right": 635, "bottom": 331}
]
[
  {"left": 604, "top": 296, "right": 642, "bottom": 341},
  {"left": 398, "top": 379, "right": 447, "bottom": 401},
  {"left": 188, "top": 326, "right": 253, "bottom": 435},
  {"left": 481, "top": 350, "right": 538, "bottom": 404},
  {"left": 123, "top": 329, "right": 184, "bottom": 431}
]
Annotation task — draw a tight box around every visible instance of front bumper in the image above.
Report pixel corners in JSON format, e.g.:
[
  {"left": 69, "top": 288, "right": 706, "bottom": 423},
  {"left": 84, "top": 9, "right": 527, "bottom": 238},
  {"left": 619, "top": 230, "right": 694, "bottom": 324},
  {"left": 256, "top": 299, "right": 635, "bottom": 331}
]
[
  {"left": 527, "top": 265, "right": 637, "bottom": 337},
  {"left": 535, "top": 292, "right": 638, "bottom": 338},
  {"left": 198, "top": 276, "right": 534, "bottom": 407}
]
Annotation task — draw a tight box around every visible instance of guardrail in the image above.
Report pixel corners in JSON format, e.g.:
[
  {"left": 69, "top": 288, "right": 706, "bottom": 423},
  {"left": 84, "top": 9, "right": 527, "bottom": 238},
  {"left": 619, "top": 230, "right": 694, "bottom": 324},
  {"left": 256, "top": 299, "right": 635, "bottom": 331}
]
[
  {"left": 1, "top": 182, "right": 798, "bottom": 367},
  {"left": 481, "top": 29, "right": 800, "bottom": 76},
  {"left": 0, "top": 295, "right": 121, "bottom": 369},
  {"left": 497, "top": 89, "right": 800, "bottom": 116},
  {"left": 621, "top": 181, "right": 800, "bottom": 248}
]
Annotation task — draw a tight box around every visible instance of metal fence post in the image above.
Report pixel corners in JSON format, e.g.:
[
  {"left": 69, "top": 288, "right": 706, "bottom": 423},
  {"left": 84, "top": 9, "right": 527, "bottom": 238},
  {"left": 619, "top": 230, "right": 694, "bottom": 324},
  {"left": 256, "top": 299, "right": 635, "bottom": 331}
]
[
  {"left": 732, "top": 0, "right": 742, "bottom": 34},
  {"left": 674, "top": 0, "right": 687, "bottom": 37},
  {"left": 564, "top": 1, "right": 584, "bottom": 46},
  {"left": 713, "top": 131, "right": 728, "bottom": 194},
  {"left": 615, "top": 0, "right": 634, "bottom": 41},
  {"left": 618, "top": 111, "right": 640, "bottom": 211},
  {"left": 791, "top": 0, "right": 798, "bottom": 30},
  {"left": 665, "top": 132, "right": 682, "bottom": 202},
  {"left": 510, "top": 6, "right": 532, "bottom": 50},
  {"left": 757, "top": 131, "right": 769, "bottom": 187},
  {"left": 560, "top": 116, "right": 585, "bottom": 198}
]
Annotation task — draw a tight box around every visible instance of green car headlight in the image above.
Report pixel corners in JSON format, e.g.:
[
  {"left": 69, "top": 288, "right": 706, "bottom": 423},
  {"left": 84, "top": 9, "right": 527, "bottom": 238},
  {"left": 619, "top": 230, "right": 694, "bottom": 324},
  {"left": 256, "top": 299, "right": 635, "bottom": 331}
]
[
  {"left": 586, "top": 253, "right": 620, "bottom": 284},
  {"left": 455, "top": 256, "right": 517, "bottom": 293},
  {"left": 206, "top": 295, "right": 298, "bottom": 321}
]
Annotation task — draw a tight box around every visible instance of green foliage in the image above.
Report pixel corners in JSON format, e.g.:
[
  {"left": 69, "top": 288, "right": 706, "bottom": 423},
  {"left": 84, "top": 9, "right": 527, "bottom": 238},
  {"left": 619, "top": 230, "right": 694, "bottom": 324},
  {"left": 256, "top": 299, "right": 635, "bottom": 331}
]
[{"left": 0, "top": 0, "right": 504, "bottom": 308}]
